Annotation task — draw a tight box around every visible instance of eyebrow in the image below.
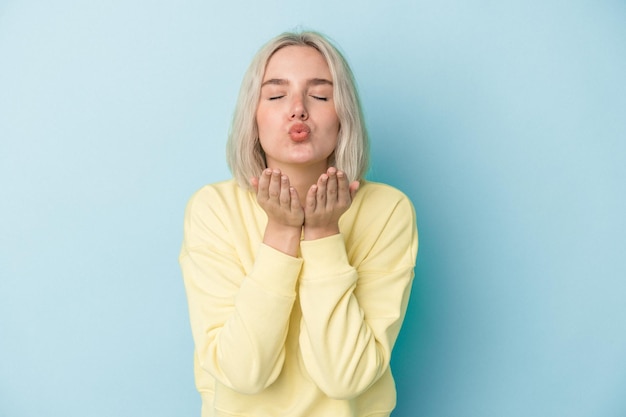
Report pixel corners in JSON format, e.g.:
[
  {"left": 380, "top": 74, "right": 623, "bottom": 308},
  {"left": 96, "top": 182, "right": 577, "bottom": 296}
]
[{"left": 261, "top": 78, "right": 333, "bottom": 87}]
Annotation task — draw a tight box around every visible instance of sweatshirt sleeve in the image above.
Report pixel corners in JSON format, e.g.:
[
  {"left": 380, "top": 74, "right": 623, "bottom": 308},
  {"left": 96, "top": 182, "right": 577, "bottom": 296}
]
[
  {"left": 297, "top": 192, "right": 418, "bottom": 400},
  {"left": 179, "top": 187, "right": 303, "bottom": 394}
]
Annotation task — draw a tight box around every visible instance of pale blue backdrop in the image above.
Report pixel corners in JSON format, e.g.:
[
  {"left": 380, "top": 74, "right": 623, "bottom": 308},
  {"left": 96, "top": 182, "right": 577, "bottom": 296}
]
[{"left": 1, "top": 1, "right": 625, "bottom": 416}]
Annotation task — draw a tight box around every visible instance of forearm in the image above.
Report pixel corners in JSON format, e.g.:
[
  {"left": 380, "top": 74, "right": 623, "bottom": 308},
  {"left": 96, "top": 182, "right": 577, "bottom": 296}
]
[
  {"left": 263, "top": 220, "right": 302, "bottom": 257},
  {"left": 297, "top": 234, "right": 415, "bottom": 399},
  {"left": 298, "top": 273, "right": 385, "bottom": 399},
  {"left": 182, "top": 243, "right": 303, "bottom": 393}
]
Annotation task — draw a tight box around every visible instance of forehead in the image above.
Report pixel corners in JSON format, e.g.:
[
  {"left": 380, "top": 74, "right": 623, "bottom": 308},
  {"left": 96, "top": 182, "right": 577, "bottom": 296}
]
[{"left": 263, "top": 45, "right": 332, "bottom": 81}]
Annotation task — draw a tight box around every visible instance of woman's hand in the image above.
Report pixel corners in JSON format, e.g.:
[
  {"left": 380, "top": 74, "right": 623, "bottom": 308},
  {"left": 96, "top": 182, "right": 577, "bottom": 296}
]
[
  {"left": 252, "top": 168, "right": 304, "bottom": 227},
  {"left": 303, "top": 167, "right": 359, "bottom": 240},
  {"left": 251, "top": 169, "right": 304, "bottom": 256}
]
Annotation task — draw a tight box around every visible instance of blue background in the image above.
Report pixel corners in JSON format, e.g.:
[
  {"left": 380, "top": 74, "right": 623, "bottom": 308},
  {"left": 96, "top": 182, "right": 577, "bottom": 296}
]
[{"left": 1, "top": 1, "right": 625, "bottom": 416}]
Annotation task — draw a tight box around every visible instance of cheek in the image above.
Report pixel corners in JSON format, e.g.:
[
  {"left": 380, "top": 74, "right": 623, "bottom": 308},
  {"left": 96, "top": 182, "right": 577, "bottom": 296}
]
[
  {"left": 256, "top": 105, "right": 281, "bottom": 128},
  {"left": 317, "top": 106, "right": 339, "bottom": 131},
  {"left": 255, "top": 107, "right": 265, "bottom": 130},
  {"left": 328, "top": 111, "right": 340, "bottom": 134}
]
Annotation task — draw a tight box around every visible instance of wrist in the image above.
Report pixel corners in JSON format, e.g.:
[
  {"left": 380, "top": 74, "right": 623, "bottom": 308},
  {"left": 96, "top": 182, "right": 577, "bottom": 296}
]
[
  {"left": 302, "top": 224, "right": 340, "bottom": 241},
  {"left": 263, "top": 221, "right": 302, "bottom": 257}
]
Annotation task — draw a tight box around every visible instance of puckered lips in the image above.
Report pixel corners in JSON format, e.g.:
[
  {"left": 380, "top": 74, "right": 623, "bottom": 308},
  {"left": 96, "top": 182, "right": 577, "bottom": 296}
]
[{"left": 288, "top": 123, "right": 311, "bottom": 142}]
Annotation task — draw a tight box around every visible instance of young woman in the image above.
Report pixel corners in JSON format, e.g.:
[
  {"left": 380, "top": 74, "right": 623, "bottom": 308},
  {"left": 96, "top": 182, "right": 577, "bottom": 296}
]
[{"left": 180, "top": 31, "right": 418, "bottom": 417}]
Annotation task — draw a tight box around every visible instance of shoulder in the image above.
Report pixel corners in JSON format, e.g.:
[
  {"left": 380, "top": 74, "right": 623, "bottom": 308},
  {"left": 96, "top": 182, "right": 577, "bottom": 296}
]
[
  {"left": 182, "top": 179, "right": 257, "bottom": 247},
  {"left": 343, "top": 181, "right": 418, "bottom": 268},
  {"left": 184, "top": 179, "right": 253, "bottom": 228},
  {"left": 357, "top": 181, "right": 410, "bottom": 199},
  {"left": 186, "top": 179, "right": 248, "bottom": 211},
  {"left": 344, "top": 181, "right": 416, "bottom": 236},
  {"left": 189, "top": 178, "right": 243, "bottom": 200},
  {"left": 353, "top": 181, "right": 415, "bottom": 215}
]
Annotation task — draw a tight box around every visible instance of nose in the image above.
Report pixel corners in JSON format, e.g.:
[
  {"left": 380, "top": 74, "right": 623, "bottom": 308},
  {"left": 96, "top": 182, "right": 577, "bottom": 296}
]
[{"left": 289, "top": 95, "right": 308, "bottom": 120}]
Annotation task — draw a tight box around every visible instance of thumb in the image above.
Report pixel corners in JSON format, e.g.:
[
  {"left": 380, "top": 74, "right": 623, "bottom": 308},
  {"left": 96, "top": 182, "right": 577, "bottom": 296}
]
[
  {"left": 349, "top": 181, "right": 360, "bottom": 201},
  {"left": 250, "top": 177, "right": 259, "bottom": 193}
]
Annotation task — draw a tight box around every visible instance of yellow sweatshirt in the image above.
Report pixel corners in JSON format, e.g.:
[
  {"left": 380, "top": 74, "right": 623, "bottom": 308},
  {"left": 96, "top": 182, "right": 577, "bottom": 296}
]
[{"left": 179, "top": 179, "right": 418, "bottom": 417}]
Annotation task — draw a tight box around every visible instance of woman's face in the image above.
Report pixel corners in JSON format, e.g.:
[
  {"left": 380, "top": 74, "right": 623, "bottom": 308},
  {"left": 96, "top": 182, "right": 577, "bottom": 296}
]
[{"left": 256, "top": 45, "right": 340, "bottom": 173}]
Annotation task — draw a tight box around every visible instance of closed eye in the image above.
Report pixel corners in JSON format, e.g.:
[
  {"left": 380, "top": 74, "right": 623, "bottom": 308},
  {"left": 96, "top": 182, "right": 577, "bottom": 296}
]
[
  {"left": 269, "top": 95, "right": 285, "bottom": 100},
  {"left": 311, "top": 95, "right": 328, "bottom": 101}
]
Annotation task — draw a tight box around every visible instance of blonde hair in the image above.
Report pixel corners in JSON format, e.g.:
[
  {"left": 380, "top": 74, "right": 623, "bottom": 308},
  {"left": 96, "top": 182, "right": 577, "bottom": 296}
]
[{"left": 226, "top": 30, "right": 369, "bottom": 188}]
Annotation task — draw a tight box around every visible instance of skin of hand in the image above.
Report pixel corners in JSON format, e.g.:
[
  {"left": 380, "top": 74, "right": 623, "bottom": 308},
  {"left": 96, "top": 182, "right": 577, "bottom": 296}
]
[
  {"left": 251, "top": 168, "right": 304, "bottom": 256},
  {"left": 251, "top": 168, "right": 304, "bottom": 227},
  {"left": 303, "top": 167, "right": 359, "bottom": 240},
  {"left": 251, "top": 167, "right": 359, "bottom": 254}
]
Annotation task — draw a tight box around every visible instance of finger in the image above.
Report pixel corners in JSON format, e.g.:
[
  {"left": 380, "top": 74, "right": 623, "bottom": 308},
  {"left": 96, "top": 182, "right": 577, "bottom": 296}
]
[
  {"left": 326, "top": 167, "right": 338, "bottom": 203},
  {"left": 316, "top": 173, "right": 328, "bottom": 208},
  {"left": 290, "top": 187, "right": 301, "bottom": 212},
  {"left": 305, "top": 184, "right": 318, "bottom": 212},
  {"left": 250, "top": 177, "right": 259, "bottom": 194},
  {"left": 349, "top": 180, "right": 360, "bottom": 201},
  {"left": 257, "top": 169, "right": 272, "bottom": 200},
  {"left": 336, "top": 170, "right": 350, "bottom": 204},
  {"left": 268, "top": 169, "right": 282, "bottom": 199},
  {"left": 279, "top": 175, "right": 291, "bottom": 207}
]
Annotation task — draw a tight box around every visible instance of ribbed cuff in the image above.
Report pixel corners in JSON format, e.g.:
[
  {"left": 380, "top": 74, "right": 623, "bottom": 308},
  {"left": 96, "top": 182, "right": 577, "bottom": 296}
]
[
  {"left": 300, "top": 234, "right": 353, "bottom": 280},
  {"left": 248, "top": 243, "right": 303, "bottom": 297}
]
